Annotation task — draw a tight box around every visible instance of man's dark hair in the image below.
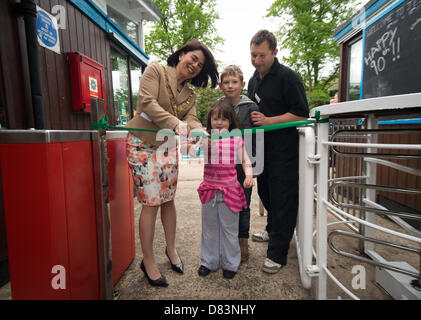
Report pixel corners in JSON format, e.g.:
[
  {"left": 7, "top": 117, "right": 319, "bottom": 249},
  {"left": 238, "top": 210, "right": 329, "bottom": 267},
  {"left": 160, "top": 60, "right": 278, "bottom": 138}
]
[
  {"left": 250, "top": 30, "right": 277, "bottom": 52},
  {"left": 167, "top": 40, "right": 219, "bottom": 88}
]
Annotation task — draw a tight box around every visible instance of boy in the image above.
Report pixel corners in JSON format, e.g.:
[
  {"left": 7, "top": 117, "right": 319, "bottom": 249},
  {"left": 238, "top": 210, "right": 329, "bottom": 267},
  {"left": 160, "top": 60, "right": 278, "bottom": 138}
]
[{"left": 218, "top": 65, "right": 259, "bottom": 262}]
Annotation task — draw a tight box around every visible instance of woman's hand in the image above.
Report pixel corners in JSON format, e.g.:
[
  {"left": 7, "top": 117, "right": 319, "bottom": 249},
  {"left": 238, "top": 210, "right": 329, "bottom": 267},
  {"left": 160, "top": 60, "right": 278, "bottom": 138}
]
[
  {"left": 190, "top": 128, "right": 208, "bottom": 140},
  {"left": 175, "top": 121, "right": 190, "bottom": 137},
  {"left": 243, "top": 176, "right": 255, "bottom": 189},
  {"left": 180, "top": 140, "right": 197, "bottom": 156}
]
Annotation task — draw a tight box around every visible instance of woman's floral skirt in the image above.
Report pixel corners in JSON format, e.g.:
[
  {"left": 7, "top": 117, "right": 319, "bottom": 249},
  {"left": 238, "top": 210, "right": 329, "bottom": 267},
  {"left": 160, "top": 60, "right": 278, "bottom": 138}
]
[{"left": 126, "top": 133, "right": 178, "bottom": 206}]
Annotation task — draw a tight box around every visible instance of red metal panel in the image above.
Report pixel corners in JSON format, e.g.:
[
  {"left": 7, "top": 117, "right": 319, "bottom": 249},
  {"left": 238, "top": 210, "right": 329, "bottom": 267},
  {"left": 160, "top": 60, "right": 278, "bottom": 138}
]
[
  {"left": 107, "top": 138, "right": 135, "bottom": 285},
  {"left": 0, "top": 143, "right": 70, "bottom": 299},
  {"left": 61, "top": 141, "right": 99, "bottom": 299},
  {"left": 0, "top": 140, "right": 101, "bottom": 299}
]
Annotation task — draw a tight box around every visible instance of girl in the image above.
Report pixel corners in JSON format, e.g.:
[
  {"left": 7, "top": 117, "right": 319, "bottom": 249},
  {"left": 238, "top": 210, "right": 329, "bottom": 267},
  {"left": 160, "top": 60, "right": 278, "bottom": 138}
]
[{"left": 197, "top": 99, "right": 254, "bottom": 279}]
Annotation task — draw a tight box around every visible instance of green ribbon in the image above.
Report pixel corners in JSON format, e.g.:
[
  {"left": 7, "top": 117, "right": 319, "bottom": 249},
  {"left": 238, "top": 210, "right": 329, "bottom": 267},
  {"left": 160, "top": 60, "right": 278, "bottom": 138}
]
[
  {"left": 315, "top": 110, "right": 321, "bottom": 122},
  {"left": 91, "top": 113, "right": 328, "bottom": 139},
  {"left": 91, "top": 115, "right": 175, "bottom": 135},
  {"left": 91, "top": 115, "right": 111, "bottom": 130}
]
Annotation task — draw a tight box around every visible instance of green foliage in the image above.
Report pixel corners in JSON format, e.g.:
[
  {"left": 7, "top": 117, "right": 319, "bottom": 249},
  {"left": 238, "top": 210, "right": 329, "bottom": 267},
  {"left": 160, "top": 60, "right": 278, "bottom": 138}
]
[
  {"left": 144, "top": 0, "right": 224, "bottom": 123},
  {"left": 307, "top": 87, "right": 331, "bottom": 107},
  {"left": 194, "top": 86, "right": 223, "bottom": 125},
  {"left": 267, "top": 0, "right": 359, "bottom": 108},
  {"left": 348, "top": 83, "right": 361, "bottom": 101},
  {"left": 146, "top": 0, "right": 224, "bottom": 61},
  {"left": 113, "top": 88, "right": 129, "bottom": 106}
]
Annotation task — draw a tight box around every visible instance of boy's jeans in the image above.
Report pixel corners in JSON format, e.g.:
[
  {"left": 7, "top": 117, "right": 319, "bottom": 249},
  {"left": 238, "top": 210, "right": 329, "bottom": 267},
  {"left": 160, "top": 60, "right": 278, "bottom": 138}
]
[{"left": 236, "top": 164, "right": 252, "bottom": 238}]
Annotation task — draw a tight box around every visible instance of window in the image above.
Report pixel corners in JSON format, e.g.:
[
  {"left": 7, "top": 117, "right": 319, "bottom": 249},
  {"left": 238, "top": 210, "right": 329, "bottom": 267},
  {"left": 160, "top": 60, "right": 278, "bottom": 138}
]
[
  {"left": 110, "top": 46, "right": 144, "bottom": 125},
  {"left": 107, "top": 6, "right": 139, "bottom": 46},
  {"left": 130, "top": 61, "right": 142, "bottom": 117},
  {"left": 346, "top": 39, "right": 363, "bottom": 101},
  {"left": 111, "top": 47, "right": 130, "bottom": 126}
]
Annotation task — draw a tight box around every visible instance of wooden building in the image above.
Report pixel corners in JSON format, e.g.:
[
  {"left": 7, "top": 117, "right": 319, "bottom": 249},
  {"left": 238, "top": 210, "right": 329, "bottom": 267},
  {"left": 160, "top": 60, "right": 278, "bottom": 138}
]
[
  {"left": 0, "top": 0, "right": 161, "bottom": 286},
  {"left": 0, "top": 0, "right": 161, "bottom": 130}
]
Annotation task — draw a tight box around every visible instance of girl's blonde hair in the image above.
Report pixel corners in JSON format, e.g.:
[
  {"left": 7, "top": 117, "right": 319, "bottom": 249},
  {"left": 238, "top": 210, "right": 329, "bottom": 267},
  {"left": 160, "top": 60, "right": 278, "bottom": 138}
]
[{"left": 220, "top": 65, "right": 244, "bottom": 82}]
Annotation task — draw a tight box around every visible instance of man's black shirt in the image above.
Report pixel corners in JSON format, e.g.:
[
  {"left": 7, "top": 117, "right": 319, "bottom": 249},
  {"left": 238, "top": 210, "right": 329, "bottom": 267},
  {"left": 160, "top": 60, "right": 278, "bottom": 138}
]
[{"left": 248, "top": 58, "right": 309, "bottom": 161}]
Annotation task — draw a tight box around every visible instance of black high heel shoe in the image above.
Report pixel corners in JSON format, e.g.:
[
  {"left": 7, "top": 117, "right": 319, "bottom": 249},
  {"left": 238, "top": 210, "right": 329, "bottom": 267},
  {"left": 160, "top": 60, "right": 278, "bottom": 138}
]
[
  {"left": 140, "top": 260, "right": 168, "bottom": 287},
  {"left": 165, "top": 248, "right": 184, "bottom": 274}
]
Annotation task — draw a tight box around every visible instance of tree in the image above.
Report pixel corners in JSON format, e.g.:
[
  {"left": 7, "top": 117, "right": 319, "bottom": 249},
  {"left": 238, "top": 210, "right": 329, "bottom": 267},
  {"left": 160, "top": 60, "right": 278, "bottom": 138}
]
[
  {"left": 194, "top": 87, "right": 223, "bottom": 125},
  {"left": 145, "top": 0, "right": 224, "bottom": 62},
  {"left": 267, "top": 0, "right": 359, "bottom": 108}
]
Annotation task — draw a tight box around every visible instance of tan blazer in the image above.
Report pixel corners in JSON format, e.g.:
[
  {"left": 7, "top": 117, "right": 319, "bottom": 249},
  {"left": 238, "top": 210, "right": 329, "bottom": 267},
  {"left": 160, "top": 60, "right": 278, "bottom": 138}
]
[{"left": 125, "top": 61, "right": 202, "bottom": 147}]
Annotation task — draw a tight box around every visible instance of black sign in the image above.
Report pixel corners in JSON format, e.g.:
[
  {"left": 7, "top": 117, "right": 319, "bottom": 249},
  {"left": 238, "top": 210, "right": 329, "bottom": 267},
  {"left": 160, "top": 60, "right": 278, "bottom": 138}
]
[{"left": 362, "top": 0, "right": 421, "bottom": 98}]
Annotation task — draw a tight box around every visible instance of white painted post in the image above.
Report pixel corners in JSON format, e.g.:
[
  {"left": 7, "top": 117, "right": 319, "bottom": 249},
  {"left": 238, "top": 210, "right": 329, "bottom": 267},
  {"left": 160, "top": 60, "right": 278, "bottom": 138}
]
[
  {"left": 364, "top": 114, "right": 377, "bottom": 254},
  {"left": 316, "top": 121, "right": 329, "bottom": 300}
]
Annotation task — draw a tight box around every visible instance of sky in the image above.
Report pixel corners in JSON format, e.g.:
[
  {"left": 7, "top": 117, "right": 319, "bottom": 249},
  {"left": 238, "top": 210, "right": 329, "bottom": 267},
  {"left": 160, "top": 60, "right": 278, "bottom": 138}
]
[
  {"left": 212, "top": 0, "right": 282, "bottom": 85},
  {"left": 144, "top": 0, "right": 281, "bottom": 86},
  {"left": 212, "top": 0, "right": 370, "bottom": 84},
  {"left": 144, "top": 0, "right": 370, "bottom": 86}
]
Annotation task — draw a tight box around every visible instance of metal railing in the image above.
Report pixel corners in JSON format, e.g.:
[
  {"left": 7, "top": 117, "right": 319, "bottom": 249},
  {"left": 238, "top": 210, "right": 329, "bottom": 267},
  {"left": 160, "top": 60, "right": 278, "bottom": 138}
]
[
  {"left": 328, "top": 230, "right": 421, "bottom": 279},
  {"left": 295, "top": 126, "right": 316, "bottom": 289},
  {"left": 306, "top": 93, "right": 421, "bottom": 299}
]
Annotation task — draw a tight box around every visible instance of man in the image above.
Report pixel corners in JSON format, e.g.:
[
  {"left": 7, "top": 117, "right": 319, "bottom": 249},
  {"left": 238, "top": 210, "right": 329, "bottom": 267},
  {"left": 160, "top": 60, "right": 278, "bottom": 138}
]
[
  {"left": 248, "top": 30, "right": 309, "bottom": 273},
  {"left": 330, "top": 92, "right": 339, "bottom": 104}
]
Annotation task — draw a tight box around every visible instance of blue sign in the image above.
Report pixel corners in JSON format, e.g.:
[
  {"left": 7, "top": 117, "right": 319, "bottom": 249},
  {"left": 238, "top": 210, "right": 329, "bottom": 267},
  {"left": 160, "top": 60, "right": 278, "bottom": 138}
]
[{"left": 36, "top": 10, "right": 58, "bottom": 48}]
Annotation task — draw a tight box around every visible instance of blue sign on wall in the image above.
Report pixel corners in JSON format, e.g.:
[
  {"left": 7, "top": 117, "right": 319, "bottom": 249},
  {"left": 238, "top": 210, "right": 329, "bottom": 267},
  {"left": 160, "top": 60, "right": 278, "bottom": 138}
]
[{"left": 36, "top": 7, "right": 60, "bottom": 54}]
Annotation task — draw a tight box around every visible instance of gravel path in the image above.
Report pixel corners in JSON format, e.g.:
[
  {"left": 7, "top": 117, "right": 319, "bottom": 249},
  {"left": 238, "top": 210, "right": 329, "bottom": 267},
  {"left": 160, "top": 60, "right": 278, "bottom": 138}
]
[
  {"left": 115, "top": 160, "right": 313, "bottom": 300},
  {"left": 0, "top": 160, "right": 395, "bottom": 300}
]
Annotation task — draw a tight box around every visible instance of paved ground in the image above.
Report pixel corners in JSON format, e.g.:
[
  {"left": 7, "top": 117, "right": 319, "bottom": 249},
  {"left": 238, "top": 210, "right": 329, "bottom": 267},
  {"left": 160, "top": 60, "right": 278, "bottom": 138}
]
[
  {"left": 3, "top": 159, "right": 417, "bottom": 300},
  {"left": 115, "top": 159, "right": 312, "bottom": 300},
  {"left": 114, "top": 160, "right": 397, "bottom": 300}
]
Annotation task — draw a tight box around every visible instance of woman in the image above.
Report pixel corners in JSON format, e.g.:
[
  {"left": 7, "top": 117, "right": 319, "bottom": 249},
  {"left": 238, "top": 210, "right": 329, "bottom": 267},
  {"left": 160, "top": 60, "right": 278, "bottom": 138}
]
[{"left": 126, "top": 40, "right": 218, "bottom": 287}]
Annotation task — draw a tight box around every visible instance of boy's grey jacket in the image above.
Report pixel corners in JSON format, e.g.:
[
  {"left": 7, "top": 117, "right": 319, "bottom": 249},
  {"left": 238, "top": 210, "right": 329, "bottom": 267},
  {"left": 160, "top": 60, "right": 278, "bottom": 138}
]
[
  {"left": 220, "top": 95, "right": 259, "bottom": 129},
  {"left": 220, "top": 95, "right": 259, "bottom": 172},
  {"left": 233, "top": 95, "right": 260, "bottom": 129}
]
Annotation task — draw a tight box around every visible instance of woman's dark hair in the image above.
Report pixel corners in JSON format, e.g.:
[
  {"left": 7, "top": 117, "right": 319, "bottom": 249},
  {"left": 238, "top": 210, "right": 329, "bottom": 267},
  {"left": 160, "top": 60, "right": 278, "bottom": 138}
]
[
  {"left": 167, "top": 40, "right": 219, "bottom": 88},
  {"left": 206, "top": 99, "right": 241, "bottom": 134}
]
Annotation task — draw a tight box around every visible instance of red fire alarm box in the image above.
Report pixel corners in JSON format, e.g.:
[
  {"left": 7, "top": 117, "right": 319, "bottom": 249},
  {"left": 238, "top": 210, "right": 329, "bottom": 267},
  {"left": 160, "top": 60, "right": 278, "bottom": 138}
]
[{"left": 68, "top": 52, "right": 106, "bottom": 113}]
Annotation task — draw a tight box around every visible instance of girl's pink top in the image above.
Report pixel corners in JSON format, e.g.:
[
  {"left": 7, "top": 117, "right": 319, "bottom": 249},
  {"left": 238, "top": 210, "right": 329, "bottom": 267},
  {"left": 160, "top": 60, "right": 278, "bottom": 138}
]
[{"left": 197, "top": 136, "right": 246, "bottom": 213}]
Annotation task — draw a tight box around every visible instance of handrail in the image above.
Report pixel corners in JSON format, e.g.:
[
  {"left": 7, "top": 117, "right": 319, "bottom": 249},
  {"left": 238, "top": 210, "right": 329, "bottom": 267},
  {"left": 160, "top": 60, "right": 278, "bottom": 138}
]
[
  {"left": 328, "top": 229, "right": 421, "bottom": 279},
  {"left": 363, "top": 198, "right": 421, "bottom": 238},
  {"left": 329, "top": 128, "right": 421, "bottom": 159},
  {"left": 322, "top": 265, "right": 360, "bottom": 300},
  {"left": 312, "top": 93, "right": 421, "bottom": 300},
  {"left": 364, "top": 157, "right": 421, "bottom": 176},
  {"left": 325, "top": 141, "right": 421, "bottom": 150},
  {"left": 329, "top": 181, "right": 421, "bottom": 221},
  {"left": 332, "top": 129, "right": 421, "bottom": 138},
  {"left": 324, "top": 200, "right": 421, "bottom": 244}
]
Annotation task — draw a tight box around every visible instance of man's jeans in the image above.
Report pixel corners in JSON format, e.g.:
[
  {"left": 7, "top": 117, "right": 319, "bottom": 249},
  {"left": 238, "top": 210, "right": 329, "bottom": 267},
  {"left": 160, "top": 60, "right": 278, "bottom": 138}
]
[{"left": 236, "top": 164, "right": 252, "bottom": 239}]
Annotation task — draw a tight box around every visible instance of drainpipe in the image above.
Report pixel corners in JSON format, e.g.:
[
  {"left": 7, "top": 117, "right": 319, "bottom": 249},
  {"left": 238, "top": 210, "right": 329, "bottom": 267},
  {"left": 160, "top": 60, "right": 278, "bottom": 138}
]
[{"left": 15, "top": 0, "right": 46, "bottom": 129}]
